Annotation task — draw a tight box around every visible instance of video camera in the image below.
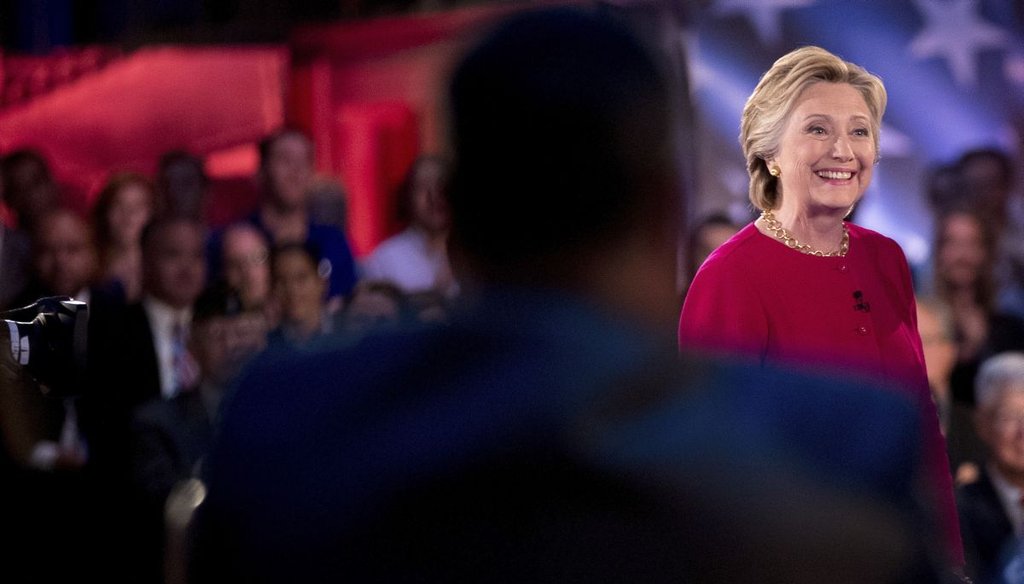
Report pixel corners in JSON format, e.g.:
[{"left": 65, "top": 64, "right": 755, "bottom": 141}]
[{"left": 2, "top": 297, "right": 88, "bottom": 398}]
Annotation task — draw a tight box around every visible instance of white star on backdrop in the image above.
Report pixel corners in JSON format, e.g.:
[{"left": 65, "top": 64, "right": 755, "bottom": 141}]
[
  {"left": 711, "top": 0, "right": 817, "bottom": 46},
  {"left": 908, "top": 0, "right": 1009, "bottom": 87}
]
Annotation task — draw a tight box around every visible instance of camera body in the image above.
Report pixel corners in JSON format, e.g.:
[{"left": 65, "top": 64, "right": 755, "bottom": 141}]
[{"left": 2, "top": 297, "right": 89, "bottom": 397}]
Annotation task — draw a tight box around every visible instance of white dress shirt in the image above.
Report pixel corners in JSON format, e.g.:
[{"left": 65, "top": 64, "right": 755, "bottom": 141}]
[{"left": 143, "top": 296, "right": 192, "bottom": 399}]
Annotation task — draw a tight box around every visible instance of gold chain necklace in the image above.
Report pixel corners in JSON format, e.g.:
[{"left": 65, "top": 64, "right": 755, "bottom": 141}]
[{"left": 759, "top": 210, "right": 849, "bottom": 257}]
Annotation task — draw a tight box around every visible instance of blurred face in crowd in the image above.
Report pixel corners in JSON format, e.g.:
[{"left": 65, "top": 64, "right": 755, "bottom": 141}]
[
  {"left": 265, "top": 133, "right": 314, "bottom": 211},
  {"left": 936, "top": 212, "right": 987, "bottom": 290},
  {"left": 916, "top": 301, "right": 956, "bottom": 394},
  {"left": 191, "top": 312, "right": 267, "bottom": 387},
  {"left": 144, "top": 220, "right": 207, "bottom": 309},
  {"left": 771, "top": 82, "right": 875, "bottom": 216},
  {"left": 34, "top": 210, "right": 98, "bottom": 297},
  {"left": 222, "top": 225, "right": 271, "bottom": 310},
  {"left": 343, "top": 287, "right": 401, "bottom": 335},
  {"left": 160, "top": 157, "right": 206, "bottom": 218},
  {"left": 960, "top": 154, "right": 1010, "bottom": 221},
  {"left": 978, "top": 387, "right": 1024, "bottom": 480},
  {"left": 273, "top": 248, "right": 326, "bottom": 331},
  {"left": 410, "top": 158, "right": 450, "bottom": 234},
  {"left": 5, "top": 155, "right": 60, "bottom": 229},
  {"left": 108, "top": 180, "right": 155, "bottom": 248}
]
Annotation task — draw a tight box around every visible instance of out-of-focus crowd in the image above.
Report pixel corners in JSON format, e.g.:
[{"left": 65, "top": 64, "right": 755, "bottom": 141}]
[{"left": 0, "top": 129, "right": 456, "bottom": 582}]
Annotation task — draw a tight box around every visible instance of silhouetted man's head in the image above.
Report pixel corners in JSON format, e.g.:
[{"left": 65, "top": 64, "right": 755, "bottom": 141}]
[{"left": 447, "top": 8, "right": 680, "bottom": 290}]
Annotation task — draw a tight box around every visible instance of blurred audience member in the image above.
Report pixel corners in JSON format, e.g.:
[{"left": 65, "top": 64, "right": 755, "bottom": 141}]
[
  {"left": 681, "top": 211, "right": 741, "bottom": 297},
  {"left": 957, "top": 352, "right": 1024, "bottom": 583},
  {"left": 918, "top": 296, "right": 958, "bottom": 433},
  {"left": 157, "top": 150, "right": 208, "bottom": 222},
  {"left": 129, "top": 283, "right": 267, "bottom": 583},
  {"left": 267, "top": 243, "right": 334, "bottom": 347},
  {"left": 119, "top": 216, "right": 208, "bottom": 404},
  {"left": 246, "top": 128, "right": 357, "bottom": 305},
  {"left": 19, "top": 208, "right": 98, "bottom": 303},
  {"left": 339, "top": 279, "right": 410, "bottom": 338},
  {"left": 0, "top": 163, "right": 32, "bottom": 309},
  {"left": 1, "top": 148, "right": 62, "bottom": 237},
  {"left": 220, "top": 222, "right": 273, "bottom": 322},
  {"left": 361, "top": 155, "right": 457, "bottom": 297},
  {"left": 933, "top": 210, "right": 1024, "bottom": 407},
  {"left": 957, "top": 148, "right": 1024, "bottom": 321},
  {"left": 92, "top": 171, "right": 158, "bottom": 302},
  {"left": 918, "top": 294, "right": 986, "bottom": 483},
  {"left": 5, "top": 208, "right": 95, "bottom": 472}
]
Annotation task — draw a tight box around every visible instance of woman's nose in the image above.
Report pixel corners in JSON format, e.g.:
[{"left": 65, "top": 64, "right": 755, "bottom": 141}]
[{"left": 831, "top": 135, "right": 854, "bottom": 161}]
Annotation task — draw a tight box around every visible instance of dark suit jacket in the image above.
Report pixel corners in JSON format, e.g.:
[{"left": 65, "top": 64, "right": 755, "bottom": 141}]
[
  {"left": 958, "top": 468, "right": 1018, "bottom": 582},
  {"left": 0, "top": 226, "right": 31, "bottom": 310}
]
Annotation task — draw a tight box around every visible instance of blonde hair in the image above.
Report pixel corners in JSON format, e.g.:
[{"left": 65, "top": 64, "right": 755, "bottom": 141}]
[{"left": 740, "top": 46, "right": 887, "bottom": 211}]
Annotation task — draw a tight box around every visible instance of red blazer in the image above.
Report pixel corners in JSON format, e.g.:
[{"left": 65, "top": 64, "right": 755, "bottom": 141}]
[{"left": 680, "top": 221, "right": 964, "bottom": 566}]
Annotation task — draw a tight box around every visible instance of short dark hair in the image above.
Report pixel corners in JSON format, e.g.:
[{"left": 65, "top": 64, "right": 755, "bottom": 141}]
[
  {"left": 446, "top": 8, "right": 677, "bottom": 277},
  {"left": 140, "top": 214, "right": 205, "bottom": 256},
  {"left": 269, "top": 241, "right": 324, "bottom": 277},
  {"left": 258, "top": 128, "right": 313, "bottom": 172},
  {"left": 958, "top": 147, "right": 1015, "bottom": 190},
  {"left": 395, "top": 155, "right": 449, "bottom": 224}
]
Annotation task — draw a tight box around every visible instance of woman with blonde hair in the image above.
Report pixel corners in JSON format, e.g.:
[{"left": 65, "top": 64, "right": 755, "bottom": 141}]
[{"left": 679, "top": 46, "right": 964, "bottom": 571}]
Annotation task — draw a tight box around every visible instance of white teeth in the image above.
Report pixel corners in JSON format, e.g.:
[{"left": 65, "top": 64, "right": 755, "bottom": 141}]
[{"left": 816, "top": 170, "right": 853, "bottom": 180}]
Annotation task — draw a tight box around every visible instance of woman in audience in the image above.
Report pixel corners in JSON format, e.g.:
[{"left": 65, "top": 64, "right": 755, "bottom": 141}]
[
  {"left": 92, "top": 171, "right": 157, "bottom": 302},
  {"left": 361, "top": 155, "right": 457, "bottom": 298},
  {"left": 933, "top": 209, "right": 1024, "bottom": 408}
]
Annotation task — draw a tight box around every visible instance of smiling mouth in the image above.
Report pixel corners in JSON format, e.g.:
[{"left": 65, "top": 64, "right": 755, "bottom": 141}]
[{"left": 816, "top": 170, "right": 854, "bottom": 180}]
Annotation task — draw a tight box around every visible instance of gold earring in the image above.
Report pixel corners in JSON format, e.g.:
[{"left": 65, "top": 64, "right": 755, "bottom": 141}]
[{"left": 769, "top": 166, "right": 781, "bottom": 178}]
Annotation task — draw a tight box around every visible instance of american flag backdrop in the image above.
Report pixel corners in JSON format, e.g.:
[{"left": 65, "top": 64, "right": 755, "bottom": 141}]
[{"left": 683, "top": 0, "right": 1024, "bottom": 269}]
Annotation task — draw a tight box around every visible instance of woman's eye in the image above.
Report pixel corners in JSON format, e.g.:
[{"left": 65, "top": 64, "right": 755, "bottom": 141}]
[
  {"left": 808, "top": 126, "right": 826, "bottom": 135},
  {"left": 853, "top": 128, "right": 870, "bottom": 137}
]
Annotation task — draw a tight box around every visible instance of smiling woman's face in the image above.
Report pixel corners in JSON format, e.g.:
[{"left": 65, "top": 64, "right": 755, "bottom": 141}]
[{"left": 770, "top": 82, "right": 876, "bottom": 216}]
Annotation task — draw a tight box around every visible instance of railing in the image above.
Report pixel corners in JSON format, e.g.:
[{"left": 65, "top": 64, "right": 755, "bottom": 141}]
[{"left": 1, "top": 46, "right": 122, "bottom": 109}]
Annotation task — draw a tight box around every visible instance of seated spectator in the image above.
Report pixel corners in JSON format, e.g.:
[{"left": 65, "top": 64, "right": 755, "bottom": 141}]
[
  {"left": 157, "top": 150, "right": 208, "bottom": 222},
  {"left": 0, "top": 172, "right": 32, "bottom": 310},
  {"left": 129, "top": 283, "right": 267, "bottom": 583},
  {"left": 4, "top": 208, "right": 95, "bottom": 472},
  {"left": 918, "top": 294, "right": 987, "bottom": 484},
  {"left": 267, "top": 243, "right": 335, "bottom": 347},
  {"left": 957, "top": 352, "right": 1024, "bottom": 582},
  {"left": 1, "top": 148, "right": 62, "bottom": 237},
  {"left": 217, "top": 128, "right": 358, "bottom": 308},
  {"left": 92, "top": 171, "right": 158, "bottom": 302},
  {"left": 339, "top": 279, "right": 411, "bottom": 338},
  {"left": 219, "top": 222, "right": 273, "bottom": 324},
  {"left": 933, "top": 209, "right": 1024, "bottom": 407},
  {"left": 361, "top": 155, "right": 457, "bottom": 297},
  {"left": 681, "top": 211, "right": 741, "bottom": 298}
]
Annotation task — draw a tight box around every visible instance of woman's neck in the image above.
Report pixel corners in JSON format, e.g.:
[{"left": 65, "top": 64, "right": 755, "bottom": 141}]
[{"left": 759, "top": 205, "right": 847, "bottom": 253}]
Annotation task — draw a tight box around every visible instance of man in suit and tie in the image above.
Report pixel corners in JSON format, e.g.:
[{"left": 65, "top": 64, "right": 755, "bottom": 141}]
[
  {"left": 118, "top": 215, "right": 207, "bottom": 404},
  {"left": 958, "top": 352, "right": 1024, "bottom": 582}
]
